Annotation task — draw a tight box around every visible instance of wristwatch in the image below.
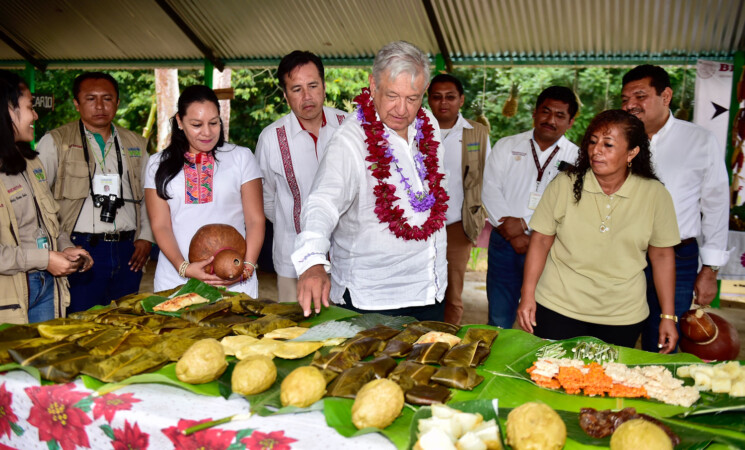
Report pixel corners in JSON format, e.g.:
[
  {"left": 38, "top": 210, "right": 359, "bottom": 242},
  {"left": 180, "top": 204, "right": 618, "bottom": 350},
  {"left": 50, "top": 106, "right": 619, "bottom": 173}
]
[
  {"left": 659, "top": 314, "right": 678, "bottom": 323},
  {"left": 704, "top": 265, "right": 721, "bottom": 273}
]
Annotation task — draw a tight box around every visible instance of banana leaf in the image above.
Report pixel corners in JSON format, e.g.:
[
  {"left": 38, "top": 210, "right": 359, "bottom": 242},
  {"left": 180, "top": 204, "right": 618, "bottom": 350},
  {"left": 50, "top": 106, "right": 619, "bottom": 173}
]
[
  {"left": 339, "top": 336, "right": 384, "bottom": 359},
  {"left": 9, "top": 340, "right": 95, "bottom": 383},
  {"left": 150, "top": 335, "right": 198, "bottom": 361},
  {"left": 439, "top": 342, "right": 480, "bottom": 367},
  {"left": 348, "top": 313, "right": 417, "bottom": 331},
  {"left": 81, "top": 347, "right": 168, "bottom": 382},
  {"left": 259, "top": 303, "right": 305, "bottom": 322},
  {"left": 389, "top": 361, "right": 436, "bottom": 387},
  {"left": 355, "top": 355, "right": 398, "bottom": 379},
  {"left": 355, "top": 324, "right": 401, "bottom": 341},
  {"left": 0, "top": 362, "right": 41, "bottom": 383},
  {"left": 115, "top": 291, "right": 158, "bottom": 314},
  {"left": 326, "top": 365, "right": 376, "bottom": 399},
  {"left": 74, "top": 327, "right": 133, "bottom": 356},
  {"left": 37, "top": 321, "right": 109, "bottom": 341},
  {"left": 181, "top": 300, "right": 232, "bottom": 324},
  {"left": 240, "top": 298, "right": 276, "bottom": 314},
  {"left": 141, "top": 279, "right": 225, "bottom": 317},
  {"left": 67, "top": 304, "right": 118, "bottom": 321},
  {"left": 84, "top": 363, "right": 223, "bottom": 397},
  {"left": 0, "top": 324, "right": 38, "bottom": 341},
  {"left": 233, "top": 314, "right": 297, "bottom": 337},
  {"left": 290, "top": 320, "right": 360, "bottom": 342},
  {"left": 222, "top": 292, "right": 253, "bottom": 314},
  {"left": 0, "top": 338, "right": 44, "bottom": 364},
  {"left": 94, "top": 313, "right": 146, "bottom": 327},
  {"left": 381, "top": 340, "right": 413, "bottom": 358},
  {"left": 312, "top": 347, "right": 361, "bottom": 373},
  {"left": 157, "top": 316, "right": 194, "bottom": 330},
  {"left": 388, "top": 326, "right": 429, "bottom": 344},
  {"left": 115, "top": 330, "right": 161, "bottom": 353},
  {"left": 411, "top": 321, "right": 460, "bottom": 335},
  {"left": 198, "top": 311, "right": 253, "bottom": 328},
  {"left": 406, "top": 342, "right": 450, "bottom": 364},
  {"left": 472, "top": 346, "right": 491, "bottom": 367},
  {"left": 302, "top": 305, "right": 360, "bottom": 327},
  {"left": 431, "top": 366, "right": 484, "bottom": 390},
  {"left": 461, "top": 327, "right": 499, "bottom": 348},
  {"left": 165, "top": 326, "right": 231, "bottom": 341},
  {"left": 324, "top": 397, "right": 417, "bottom": 449},
  {"left": 404, "top": 384, "right": 452, "bottom": 406}
]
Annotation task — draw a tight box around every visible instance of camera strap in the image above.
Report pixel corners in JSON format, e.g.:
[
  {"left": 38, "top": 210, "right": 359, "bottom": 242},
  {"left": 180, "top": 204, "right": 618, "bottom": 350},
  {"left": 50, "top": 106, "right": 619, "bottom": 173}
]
[{"left": 79, "top": 120, "right": 124, "bottom": 202}]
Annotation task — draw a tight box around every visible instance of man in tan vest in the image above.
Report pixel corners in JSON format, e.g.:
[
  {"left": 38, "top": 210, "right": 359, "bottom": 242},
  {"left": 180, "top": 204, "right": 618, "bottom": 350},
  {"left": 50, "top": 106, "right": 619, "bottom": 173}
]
[
  {"left": 38, "top": 72, "right": 153, "bottom": 313},
  {"left": 427, "top": 74, "right": 490, "bottom": 325}
]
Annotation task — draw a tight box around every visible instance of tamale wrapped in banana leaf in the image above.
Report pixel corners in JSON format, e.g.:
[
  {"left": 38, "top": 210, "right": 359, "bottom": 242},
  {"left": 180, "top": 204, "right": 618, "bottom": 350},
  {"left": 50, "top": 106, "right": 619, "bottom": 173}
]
[
  {"left": 0, "top": 337, "right": 48, "bottom": 364},
  {"left": 430, "top": 366, "right": 484, "bottom": 390},
  {"left": 157, "top": 316, "right": 194, "bottom": 330},
  {"left": 388, "top": 361, "right": 436, "bottom": 387},
  {"left": 259, "top": 303, "right": 305, "bottom": 322},
  {"left": 354, "top": 324, "right": 400, "bottom": 341},
  {"left": 68, "top": 305, "right": 117, "bottom": 321},
  {"left": 326, "top": 365, "right": 376, "bottom": 399},
  {"left": 94, "top": 313, "right": 147, "bottom": 327},
  {"left": 150, "top": 336, "right": 198, "bottom": 361},
  {"left": 37, "top": 321, "right": 109, "bottom": 341},
  {"left": 75, "top": 327, "right": 133, "bottom": 356},
  {"left": 272, "top": 341, "right": 323, "bottom": 359},
  {"left": 238, "top": 298, "right": 275, "bottom": 315},
  {"left": 166, "top": 326, "right": 231, "bottom": 341},
  {"left": 404, "top": 384, "right": 452, "bottom": 405},
  {"left": 406, "top": 342, "right": 450, "bottom": 364},
  {"left": 388, "top": 325, "right": 428, "bottom": 344},
  {"left": 223, "top": 292, "right": 252, "bottom": 314},
  {"left": 461, "top": 328, "right": 499, "bottom": 348},
  {"left": 181, "top": 300, "right": 232, "bottom": 324},
  {"left": 232, "top": 314, "right": 297, "bottom": 337},
  {"left": 354, "top": 355, "right": 397, "bottom": 378},
  {"left": 439, "top": 342, "right": 479, "bottom": 367},
  {"left": 472, "top": 346, "right": 491, "bottom": 367},
  {"left": 81, "top": 347, "right": 168, "bottom": 382},
  {"left": 337, "top": 336, "right": 383, "bottom": 359},
  {"left": 0, "top": 325, "right": 38, "bottom": 341},
  {"left": 410, "top": 321, "right": 460, "bottom": 335},
  {"left": 9, "top": 340, "right": 95, "bottom": 383},
  {"left": 116, "top": 291, "right": 161, "bottom": 314},
  {"left": 311, "top": 347, "right": 361, "bottom": 373},
  {"left": 198, "top": 312, "right": 253, "bottom": 328},
  {"left": 320, "top": 368, "right": 338, "bottom": 385},
  {"left": 380, "top": 339, "right": 413, "bottom": 358},
  {"left": 115, "top": 331, "right": 161, "bottom": 354}
]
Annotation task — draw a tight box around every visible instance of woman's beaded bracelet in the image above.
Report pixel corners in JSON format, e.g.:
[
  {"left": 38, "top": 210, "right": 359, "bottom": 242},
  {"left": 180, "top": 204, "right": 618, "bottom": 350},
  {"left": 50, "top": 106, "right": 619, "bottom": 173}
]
[
  {"left": 178, "top": 260, "right": 190, "bottom": 278},
  {"left": 244, "top": 260, "right": 258, "bottom": 271}
]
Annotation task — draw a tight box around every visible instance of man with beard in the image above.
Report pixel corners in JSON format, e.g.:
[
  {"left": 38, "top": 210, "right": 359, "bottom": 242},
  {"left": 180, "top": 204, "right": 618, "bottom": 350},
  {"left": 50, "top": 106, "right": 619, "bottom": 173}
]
[
  {"left": 292, "top": 41, "right": 448, "bottom": 319},
  {"left": 621, "top": 65, "right": 730, "bottom": 352},
  {"left": 481, "top": 86, "right": 579, "bottom": 328},
  {"left": 256, "top": 51, "right": 347, "bottom": 302},
  {"left": 427, "top": 73, "right": 490, "bottom": 324}
]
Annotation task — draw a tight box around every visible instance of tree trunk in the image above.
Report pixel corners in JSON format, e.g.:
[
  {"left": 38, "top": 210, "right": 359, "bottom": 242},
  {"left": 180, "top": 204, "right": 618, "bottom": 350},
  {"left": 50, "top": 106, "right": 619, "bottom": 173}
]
[
  {"left": 155, "top": 68, "right": 179, "bottom": 152},
  {"left": 213, "top": 68, "right": 232, "bottom": 140}
]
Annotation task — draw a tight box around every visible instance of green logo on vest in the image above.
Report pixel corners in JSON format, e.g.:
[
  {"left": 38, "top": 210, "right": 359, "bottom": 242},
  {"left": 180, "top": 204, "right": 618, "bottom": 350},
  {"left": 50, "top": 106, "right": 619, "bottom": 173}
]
[
  {"left": 466, "top": 142, "right": 480, "bottom": 152},
  {"left": 33, "top": 168, "right": 46, "bottom": 182},
  {"left": 128, "top": 147, "right": 142, "bottom": 157}
]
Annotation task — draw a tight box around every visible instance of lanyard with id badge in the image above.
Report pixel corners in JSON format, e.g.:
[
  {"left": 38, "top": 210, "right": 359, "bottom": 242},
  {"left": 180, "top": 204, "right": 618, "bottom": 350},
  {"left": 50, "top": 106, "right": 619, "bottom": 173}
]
[
  {"left": 528, "top": 140, "right": 560, "bottom": 210},
  {"left": 21, "top": 173, "right": 50, "bottom": 249},
  {"left": 79, "top": 121, "right": 125, "bottom": 223}
]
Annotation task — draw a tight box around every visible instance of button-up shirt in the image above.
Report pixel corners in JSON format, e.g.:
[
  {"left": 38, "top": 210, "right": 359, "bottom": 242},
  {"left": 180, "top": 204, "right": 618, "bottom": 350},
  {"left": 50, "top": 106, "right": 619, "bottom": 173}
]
[
  {"left": 291, "top": 108, "right": 447, "bottom": 310},
  {"left": 650, "top": 112, "right": 730, "bottom": 266},
  {"left": 256, "top": 107, "right": 347, "bottom": 278},
  {"left": 482, "top": 129, "right": 579, "bottom": 227}
]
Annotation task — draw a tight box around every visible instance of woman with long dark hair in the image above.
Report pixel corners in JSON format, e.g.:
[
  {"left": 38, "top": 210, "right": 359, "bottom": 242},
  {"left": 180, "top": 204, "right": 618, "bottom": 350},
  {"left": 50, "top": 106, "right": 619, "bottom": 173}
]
[
  {"left": 145, "top": 85, "right": 264, "bottom": 296},
  {"left": 0, "top": 70, "right": 92, "bottom": 323},
  {"left": 517, "top": 110, "right": 680, "bottom": 352}
]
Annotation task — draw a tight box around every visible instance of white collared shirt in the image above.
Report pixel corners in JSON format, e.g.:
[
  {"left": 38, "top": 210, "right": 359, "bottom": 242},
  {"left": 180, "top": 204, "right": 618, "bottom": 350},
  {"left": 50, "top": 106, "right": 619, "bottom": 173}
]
[
  {"left": 291, "top": 108, "right": 448, "bottom": 310},
  {"left": 255, "top": 107, "right": 347, "bottom": 278},
  {"left": 649, "top": 112, "right": 730, "bottom": 266},
  {"left": 441, "top": 114, "right": 491, "bottom": 225},
  {"left": 482, "top": 129, "right": 579, "bottom": 227}
]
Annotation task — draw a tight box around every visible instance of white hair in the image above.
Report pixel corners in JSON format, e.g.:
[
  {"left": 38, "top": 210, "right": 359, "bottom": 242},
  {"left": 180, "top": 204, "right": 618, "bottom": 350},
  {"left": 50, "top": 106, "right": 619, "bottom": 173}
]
[{"left": 372, "top": 41, "right": 431, "bottom": 88}]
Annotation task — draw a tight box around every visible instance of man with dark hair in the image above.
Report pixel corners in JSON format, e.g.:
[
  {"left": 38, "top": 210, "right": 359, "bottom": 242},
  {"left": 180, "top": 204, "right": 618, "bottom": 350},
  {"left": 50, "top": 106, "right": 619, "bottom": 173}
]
[
  {"left": 256, "top": 51, "right": 346, "bottom": 302},
  {"left": 621, "top": 64, "right": 730, "bottom": 352},
  {"left": 37, "top": 72, "right": 153, "bottom": 313},
  {"left": 427, "top": 73, "right": 490, "bottom": 324},
  {"left": 481, "top": 85, "right": 579, "bottom": 328}
]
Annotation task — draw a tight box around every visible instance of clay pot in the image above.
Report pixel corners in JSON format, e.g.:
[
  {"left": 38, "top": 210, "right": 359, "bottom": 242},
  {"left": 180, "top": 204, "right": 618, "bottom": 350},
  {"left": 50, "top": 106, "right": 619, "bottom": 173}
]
[
  {"left": 679, "top": 309, "right": 740, "bottom": 361},
  {"left": 188, "top": 224, "right": 246, "bottom": 281}
]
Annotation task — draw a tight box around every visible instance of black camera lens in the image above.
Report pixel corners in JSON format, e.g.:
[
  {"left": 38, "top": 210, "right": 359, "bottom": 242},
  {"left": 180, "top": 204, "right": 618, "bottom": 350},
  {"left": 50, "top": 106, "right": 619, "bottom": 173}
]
[{"left": 99, "top": 194, "right": 120, "bottom": 223}]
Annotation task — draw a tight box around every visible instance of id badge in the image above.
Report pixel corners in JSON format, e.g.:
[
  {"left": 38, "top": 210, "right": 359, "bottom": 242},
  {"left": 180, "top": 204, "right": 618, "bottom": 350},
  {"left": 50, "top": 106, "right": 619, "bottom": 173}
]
[
  {"left": 528, "top": 191, "right": 542, "bottom": 210},
  {"left": 34, "top": 228, "right": 49, "bottom": 249},
  {"left": 92, "top": 173, "right": 120, "bottom": 196}
]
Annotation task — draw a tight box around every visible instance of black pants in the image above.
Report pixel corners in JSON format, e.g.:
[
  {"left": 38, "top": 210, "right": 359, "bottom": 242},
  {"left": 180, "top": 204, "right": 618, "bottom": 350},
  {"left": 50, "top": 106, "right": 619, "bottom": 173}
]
[
  {"left": 341, "top": 289, "right": 445, "bottom": 322},
  {"left": 533, "top": 303, "right": 644, "bottom": 349}
]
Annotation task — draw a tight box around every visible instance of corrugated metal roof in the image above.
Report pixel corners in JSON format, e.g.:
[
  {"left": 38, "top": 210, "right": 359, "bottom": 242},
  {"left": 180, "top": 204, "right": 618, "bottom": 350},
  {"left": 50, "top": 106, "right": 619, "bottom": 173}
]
[{"left": 0, "top": 0, "right": 742, "bottom": 69}]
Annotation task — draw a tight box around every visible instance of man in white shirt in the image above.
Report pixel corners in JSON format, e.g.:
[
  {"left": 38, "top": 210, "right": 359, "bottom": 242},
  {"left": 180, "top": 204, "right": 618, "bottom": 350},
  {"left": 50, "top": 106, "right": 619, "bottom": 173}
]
[
  {"left": 292, "top": 41, "right": 448, "bottom": 319},
  {"left": 482, "top": 86, "right": 579, "bottom": 328},
  {"left": 621, "top": 65, "right": 730, "bottom": 352},
  {"left": 427, "top": 74, "right": 490, "bottom": 324},
  {"left": 256, "top": 51, "right": 347, "bottom": 302}
]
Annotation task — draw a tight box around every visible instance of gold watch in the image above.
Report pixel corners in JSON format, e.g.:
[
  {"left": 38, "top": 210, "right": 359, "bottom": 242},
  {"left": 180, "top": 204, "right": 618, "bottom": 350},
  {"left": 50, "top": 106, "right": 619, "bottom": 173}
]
[
  {"left": 704, "top": 265, "right": 720, "bottom": 273},
  {"left": 659, "top": 313, "right": 678, "bottom": 323}
]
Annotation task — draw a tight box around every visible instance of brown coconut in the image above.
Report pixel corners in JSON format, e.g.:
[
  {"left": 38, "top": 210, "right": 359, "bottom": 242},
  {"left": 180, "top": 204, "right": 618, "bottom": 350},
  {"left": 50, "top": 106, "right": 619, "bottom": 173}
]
[
  {"left": 188, "top": 224, "right": 246, "bottom": 280},
  {"left": 679, "top": 310, "right": 740, "bottom": 361}
]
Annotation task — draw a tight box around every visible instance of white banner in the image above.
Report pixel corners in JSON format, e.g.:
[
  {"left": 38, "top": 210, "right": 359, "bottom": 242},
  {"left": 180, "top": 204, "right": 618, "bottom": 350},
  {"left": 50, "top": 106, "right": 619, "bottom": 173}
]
[{"left": 694, "top": 60, "right": 734, "bottom": 152}]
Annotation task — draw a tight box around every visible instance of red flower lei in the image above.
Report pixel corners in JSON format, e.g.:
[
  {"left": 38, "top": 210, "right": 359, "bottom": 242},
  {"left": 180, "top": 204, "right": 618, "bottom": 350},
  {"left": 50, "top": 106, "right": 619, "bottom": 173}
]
[{"left": 354, "top": 88, "right": 448, "bottom": 241}]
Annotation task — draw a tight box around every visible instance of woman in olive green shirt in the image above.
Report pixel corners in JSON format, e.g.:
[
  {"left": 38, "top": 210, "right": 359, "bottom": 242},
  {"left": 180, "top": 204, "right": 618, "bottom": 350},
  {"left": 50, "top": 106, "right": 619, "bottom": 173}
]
[{"left": 517, "top": 110, "right": 679, "bottom": 353}]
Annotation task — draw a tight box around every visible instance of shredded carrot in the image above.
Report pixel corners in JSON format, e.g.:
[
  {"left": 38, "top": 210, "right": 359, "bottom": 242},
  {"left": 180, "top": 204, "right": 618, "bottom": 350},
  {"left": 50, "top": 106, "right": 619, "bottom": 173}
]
[
  {"left": 556, "top": 366, "right": 585, "bottom": 394},
  {"left": 529, "top": 360, "right": 645, "bottom": 399},
  {"left": 609, "top": 383, "right": 648, "bottom": 398}
]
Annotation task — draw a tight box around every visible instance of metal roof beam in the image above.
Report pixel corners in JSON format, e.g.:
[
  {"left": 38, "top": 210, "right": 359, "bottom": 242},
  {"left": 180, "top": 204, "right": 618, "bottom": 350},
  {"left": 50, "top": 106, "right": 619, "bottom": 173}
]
[
  {"left": 0, "top": 29, "right": 46, "bottom": 71},
  {"left": 422, "top": 0, "right": 453, "bottom": 72},
  {"left": 154, "top": 0, "right": 224, "bottom": 71}
]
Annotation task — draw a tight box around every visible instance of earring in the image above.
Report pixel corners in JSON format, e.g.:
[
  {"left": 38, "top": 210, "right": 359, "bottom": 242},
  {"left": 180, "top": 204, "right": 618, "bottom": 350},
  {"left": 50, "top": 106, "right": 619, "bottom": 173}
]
[{"left": 627, "top": 161, "right": 632, "bottom": 168}]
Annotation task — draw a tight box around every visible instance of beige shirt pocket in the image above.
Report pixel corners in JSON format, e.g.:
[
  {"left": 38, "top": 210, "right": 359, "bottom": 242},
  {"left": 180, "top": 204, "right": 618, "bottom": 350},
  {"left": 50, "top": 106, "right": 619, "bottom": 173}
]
[{"left": 61, "top": 160, "right": 90, "bottom": 200}]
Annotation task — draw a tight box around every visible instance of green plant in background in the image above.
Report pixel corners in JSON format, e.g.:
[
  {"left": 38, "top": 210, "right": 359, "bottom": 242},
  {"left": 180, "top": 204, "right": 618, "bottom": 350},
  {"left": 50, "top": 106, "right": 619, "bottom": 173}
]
[{"left": 468, "top": 248, "right": 483, "bottom": 271}]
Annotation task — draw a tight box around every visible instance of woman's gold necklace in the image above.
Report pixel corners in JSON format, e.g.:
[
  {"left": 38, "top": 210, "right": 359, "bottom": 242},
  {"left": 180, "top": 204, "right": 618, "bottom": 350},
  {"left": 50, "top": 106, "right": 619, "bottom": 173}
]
[{"left": 593, "top": 193, "right": 622, "bottom": 233}]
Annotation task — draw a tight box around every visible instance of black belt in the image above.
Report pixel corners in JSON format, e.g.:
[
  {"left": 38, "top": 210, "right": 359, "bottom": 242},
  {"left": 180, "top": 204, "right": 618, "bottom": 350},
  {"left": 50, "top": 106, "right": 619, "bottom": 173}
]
[
  {"left": 72, "top": 230, "right": 136, "bottom": 245},
  {"left": 675, "top": 237, "right": 696, "bottom": 250}
]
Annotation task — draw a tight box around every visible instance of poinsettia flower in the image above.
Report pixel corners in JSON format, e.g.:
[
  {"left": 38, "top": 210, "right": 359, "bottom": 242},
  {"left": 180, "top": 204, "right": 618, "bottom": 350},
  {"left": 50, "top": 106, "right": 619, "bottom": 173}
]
[
  {"left": 162, "top": 418, "right": 236, "bottom": 450},
  {"left": 0, "top": 383, "right": 18, "bottom": 439},
  {"left": 112, "top": 420, "right": 149, "bottom": 450},
  {"left": 242, "top": 430, "right": 298, "bottom": 450},
  {"left": 93, "top": 392, "right": 141, "bottom": 422},
  {"left": 25, "top": 383, "right": 92, "bottom": 450}
]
